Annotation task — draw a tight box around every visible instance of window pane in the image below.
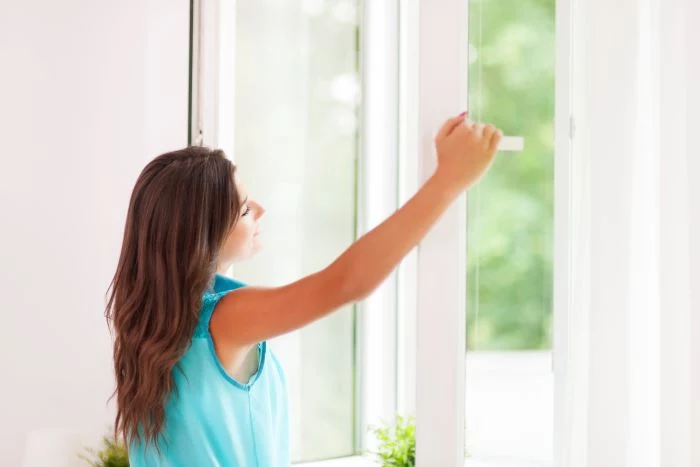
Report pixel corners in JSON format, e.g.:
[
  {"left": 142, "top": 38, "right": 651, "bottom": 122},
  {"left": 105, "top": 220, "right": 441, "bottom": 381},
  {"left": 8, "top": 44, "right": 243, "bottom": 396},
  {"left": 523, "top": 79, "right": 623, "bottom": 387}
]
[
  {"left": 466, "top": 0, "right": 555, "bottom": 464},
  {"left": 232, "top": 0, "right": 360, "bottom": 462}
]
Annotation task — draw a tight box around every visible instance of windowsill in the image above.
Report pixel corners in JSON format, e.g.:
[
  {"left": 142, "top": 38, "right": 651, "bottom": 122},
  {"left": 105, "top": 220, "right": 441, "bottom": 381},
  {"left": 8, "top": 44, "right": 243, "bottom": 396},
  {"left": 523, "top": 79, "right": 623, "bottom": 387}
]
[
  {"left": 295, "top": 455, "right": 553, "bottom": 467},
  {"left": 295, "top": 456, "right": 373, "bottom": 467},
  {"left": 466, "top": 458, "right": 552, "bottom": 467}
]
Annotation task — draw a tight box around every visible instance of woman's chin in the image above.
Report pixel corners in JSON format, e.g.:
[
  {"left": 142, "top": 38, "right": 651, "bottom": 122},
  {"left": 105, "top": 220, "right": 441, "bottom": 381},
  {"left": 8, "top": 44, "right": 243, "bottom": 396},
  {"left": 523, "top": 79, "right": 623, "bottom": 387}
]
[{"left": 249, "top": 241, "right": 263, "bottom": 257}]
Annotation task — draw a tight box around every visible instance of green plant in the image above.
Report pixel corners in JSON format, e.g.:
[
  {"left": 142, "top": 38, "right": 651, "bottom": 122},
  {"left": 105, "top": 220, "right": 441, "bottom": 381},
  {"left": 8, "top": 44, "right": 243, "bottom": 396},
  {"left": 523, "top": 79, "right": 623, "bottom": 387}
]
[
  {"left": 369, "top": 415, "right": 415, "bottom": 467},
  {"left": 80, "top": 435, "right": 129, "bottom": 467}
]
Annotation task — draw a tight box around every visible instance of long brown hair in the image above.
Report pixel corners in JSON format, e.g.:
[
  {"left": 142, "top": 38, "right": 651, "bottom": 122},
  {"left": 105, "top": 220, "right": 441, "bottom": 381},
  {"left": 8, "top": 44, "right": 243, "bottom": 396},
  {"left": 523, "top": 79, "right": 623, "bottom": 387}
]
[{"left": 106, "top": 147, "right": 241, "bottom": 446}]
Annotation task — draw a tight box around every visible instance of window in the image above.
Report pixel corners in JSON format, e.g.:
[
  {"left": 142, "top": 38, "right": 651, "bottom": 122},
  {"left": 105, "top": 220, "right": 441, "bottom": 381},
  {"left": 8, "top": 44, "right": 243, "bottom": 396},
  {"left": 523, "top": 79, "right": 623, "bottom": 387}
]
[
  {"left": 232, "top": 1, "right": 360, "bottom": 462},
  {"left": 465, "top": 0, "right": 555, "bottom": 464},
  {"left": 399, "top": 0, "right": 564, "bottom": 464},
  {"left": 192, "top": 0, "right": 362, "bottom": 462},
  {"left": 194, "top": 0, "right": 569, "bottom": 464}
]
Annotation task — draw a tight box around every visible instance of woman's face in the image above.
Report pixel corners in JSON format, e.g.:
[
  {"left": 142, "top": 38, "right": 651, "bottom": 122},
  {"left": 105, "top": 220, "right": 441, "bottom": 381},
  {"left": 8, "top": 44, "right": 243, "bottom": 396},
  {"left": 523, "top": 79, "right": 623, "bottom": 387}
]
[{"left": 219, "top": 181, "right": 265, "bottom": 267}]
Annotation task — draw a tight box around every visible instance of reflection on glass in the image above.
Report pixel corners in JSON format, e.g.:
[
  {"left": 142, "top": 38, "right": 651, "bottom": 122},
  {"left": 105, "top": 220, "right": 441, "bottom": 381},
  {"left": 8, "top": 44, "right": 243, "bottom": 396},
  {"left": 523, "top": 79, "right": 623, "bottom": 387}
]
[
  {"left": 232, "top": 0, "right": 359, "bottom": 462},
  {"left": 466, "top": 0, "right": 555, "bottom": 464}
]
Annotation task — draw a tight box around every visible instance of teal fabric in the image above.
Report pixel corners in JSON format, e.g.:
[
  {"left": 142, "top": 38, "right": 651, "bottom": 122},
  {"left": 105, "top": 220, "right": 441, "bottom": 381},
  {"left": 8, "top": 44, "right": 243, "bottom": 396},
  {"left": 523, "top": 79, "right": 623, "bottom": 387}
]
[{"left": 128, "top": 274, "right": 290, "bottom": 466}]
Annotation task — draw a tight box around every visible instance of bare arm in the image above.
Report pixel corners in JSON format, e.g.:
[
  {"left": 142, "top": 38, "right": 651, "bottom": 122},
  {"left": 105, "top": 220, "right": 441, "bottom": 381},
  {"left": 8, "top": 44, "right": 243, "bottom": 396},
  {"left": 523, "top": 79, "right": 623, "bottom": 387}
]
[{"left": 211, "top": 114, "right": 502, "bottom": 346}]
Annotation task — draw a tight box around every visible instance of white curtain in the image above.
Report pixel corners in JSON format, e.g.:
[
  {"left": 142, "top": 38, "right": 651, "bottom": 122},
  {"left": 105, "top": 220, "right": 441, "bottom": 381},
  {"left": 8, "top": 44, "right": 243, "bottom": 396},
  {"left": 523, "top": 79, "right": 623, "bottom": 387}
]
[{"left": 561, "top": 0, "right": 700, "bottom": 465}]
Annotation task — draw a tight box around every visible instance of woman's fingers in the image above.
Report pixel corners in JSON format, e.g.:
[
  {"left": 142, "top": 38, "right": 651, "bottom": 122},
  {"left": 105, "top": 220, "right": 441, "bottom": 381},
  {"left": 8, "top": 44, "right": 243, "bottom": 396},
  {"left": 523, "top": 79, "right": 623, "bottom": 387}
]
[
  {"left": 482, "top": 124, "right": 496, "bottom": 143},
  {"left": 489, "top": 127, "right": 504, "bottom": 152},
  {"left": 436, "top": 112, "right": 468, "bottom": 141}
]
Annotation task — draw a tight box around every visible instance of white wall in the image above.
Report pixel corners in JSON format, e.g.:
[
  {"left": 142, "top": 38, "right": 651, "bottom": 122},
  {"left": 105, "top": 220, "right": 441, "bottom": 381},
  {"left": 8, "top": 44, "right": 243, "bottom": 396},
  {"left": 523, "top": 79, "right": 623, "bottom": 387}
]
[{"left": 0, "top": 1, "right": 189, "bottom": 465}]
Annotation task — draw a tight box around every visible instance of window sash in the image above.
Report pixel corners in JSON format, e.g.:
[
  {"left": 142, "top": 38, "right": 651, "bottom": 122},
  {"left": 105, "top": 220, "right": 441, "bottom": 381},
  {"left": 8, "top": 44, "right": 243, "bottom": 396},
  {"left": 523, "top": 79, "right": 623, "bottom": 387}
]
[
  {"left": 411, "top": 0, "right": 469, "bottom": 465},
  {"left": 192, "top": 0, "right": 573, "bottom": 463}
]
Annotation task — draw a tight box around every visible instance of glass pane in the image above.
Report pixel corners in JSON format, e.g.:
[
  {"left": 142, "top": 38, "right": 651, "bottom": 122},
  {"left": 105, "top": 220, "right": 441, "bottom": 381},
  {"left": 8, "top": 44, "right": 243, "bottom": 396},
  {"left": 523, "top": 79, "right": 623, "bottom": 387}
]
[
  {"left": 232, "top": 0, "right": 360, "bottom": 462},
  {"left": 466, "top": 0, "right": 555, "bottom": 464}
]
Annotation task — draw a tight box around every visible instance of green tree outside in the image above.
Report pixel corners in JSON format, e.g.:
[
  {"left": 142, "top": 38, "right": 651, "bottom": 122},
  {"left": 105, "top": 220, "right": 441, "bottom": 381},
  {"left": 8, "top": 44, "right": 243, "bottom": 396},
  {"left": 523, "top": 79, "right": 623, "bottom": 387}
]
[{"left": 467, "top": 0, "right": 555, "bottom": 350}]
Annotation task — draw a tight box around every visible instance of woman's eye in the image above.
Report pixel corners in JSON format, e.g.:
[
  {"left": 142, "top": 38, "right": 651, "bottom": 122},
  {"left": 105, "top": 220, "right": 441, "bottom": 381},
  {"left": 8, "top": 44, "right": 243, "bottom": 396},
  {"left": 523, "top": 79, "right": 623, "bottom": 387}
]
[{"left": 242, "top": 205, "right": 252, "bottom": 217}]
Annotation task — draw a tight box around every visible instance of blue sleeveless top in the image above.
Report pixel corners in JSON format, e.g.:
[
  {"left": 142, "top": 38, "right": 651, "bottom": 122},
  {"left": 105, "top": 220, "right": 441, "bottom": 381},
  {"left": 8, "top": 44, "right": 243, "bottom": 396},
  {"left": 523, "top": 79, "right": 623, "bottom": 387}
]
[{"left": 129, "top": 274, "right": 290, "bottom": 466}]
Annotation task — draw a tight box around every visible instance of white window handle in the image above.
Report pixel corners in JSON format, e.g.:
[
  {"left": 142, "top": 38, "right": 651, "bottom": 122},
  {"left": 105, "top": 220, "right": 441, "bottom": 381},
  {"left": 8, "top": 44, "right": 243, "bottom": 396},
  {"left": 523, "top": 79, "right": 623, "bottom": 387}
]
[{"left": 498, "top": 136, "right": 524, "bottom": 152}]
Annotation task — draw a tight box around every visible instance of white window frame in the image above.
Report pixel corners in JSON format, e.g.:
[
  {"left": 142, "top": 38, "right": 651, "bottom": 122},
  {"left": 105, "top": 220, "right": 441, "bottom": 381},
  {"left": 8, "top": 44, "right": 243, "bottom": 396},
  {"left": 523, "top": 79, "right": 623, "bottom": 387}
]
[
  {"left": 355, "top": 0, "right": 401, "bottom": 452},
  {"left": 192, "top": 0, "right": 572, "bottom": 464},
  {"left": 412, "top": 0, "right": 469, "bottom": 464},
  {"left": 553, "top": 0, "right": 573, "bottom": 464}
]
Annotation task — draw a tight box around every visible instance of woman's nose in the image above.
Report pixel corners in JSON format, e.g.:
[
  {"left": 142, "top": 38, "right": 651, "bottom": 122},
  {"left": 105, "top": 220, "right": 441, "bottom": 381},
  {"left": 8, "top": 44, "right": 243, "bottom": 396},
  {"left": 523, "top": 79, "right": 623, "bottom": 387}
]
[{"left": 253, "top": 202, "right": 265, "bottom": 219}]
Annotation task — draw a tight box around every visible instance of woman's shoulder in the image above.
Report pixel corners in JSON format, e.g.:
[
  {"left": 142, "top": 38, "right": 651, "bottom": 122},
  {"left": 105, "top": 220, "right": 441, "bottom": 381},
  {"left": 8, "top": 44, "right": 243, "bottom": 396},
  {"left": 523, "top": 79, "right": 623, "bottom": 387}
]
[{"left": 194, "top": 275, "right": 247, "bottom": 338}]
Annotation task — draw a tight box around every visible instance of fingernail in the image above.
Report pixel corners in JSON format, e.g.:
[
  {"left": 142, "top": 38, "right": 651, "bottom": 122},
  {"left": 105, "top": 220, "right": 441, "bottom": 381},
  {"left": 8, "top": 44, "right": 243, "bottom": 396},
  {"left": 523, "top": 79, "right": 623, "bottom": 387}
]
[{"left": 459, "top": 111, "right": 467, "bottom": 117}]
